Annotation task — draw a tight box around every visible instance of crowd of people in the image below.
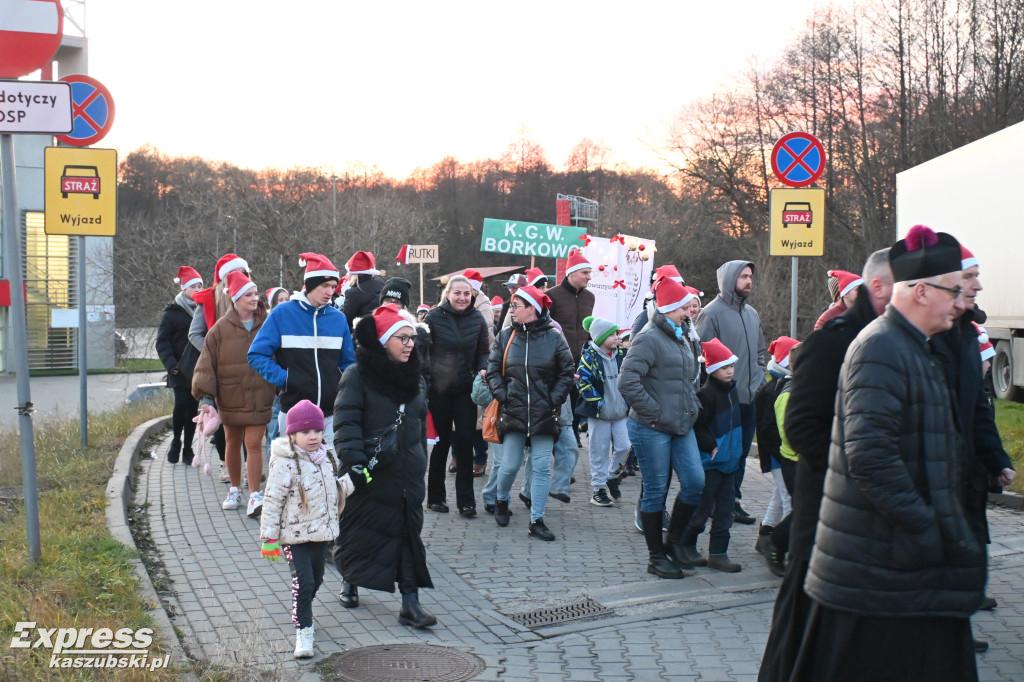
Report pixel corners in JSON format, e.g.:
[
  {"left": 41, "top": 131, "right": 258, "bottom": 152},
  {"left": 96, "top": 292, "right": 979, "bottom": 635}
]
[{"left": 154, "top": 229, "right": 1013, "bottom": 677}]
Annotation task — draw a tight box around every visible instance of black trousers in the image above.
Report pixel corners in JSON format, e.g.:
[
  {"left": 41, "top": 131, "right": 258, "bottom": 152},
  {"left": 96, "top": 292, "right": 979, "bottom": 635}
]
[
  {"left": 283, "top": 541, "right": 327, "bottom": 629},
  {"left": 427, "top": 390, "right": 477, "bottom": 509},
  {"left": 772, "top": 457, "right": 797, "bottom": 553},
  {"left": 683, "top": 469, "right": 736, "bottom": 555},
  {"left": 171, "top": 386, "right": 199, "bottom": 447}
]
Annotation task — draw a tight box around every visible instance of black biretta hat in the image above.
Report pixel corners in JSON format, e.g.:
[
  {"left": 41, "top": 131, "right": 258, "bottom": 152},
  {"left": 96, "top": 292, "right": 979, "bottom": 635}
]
[{"left": 889, "top": 225, "right": 962, "bottom": 282}]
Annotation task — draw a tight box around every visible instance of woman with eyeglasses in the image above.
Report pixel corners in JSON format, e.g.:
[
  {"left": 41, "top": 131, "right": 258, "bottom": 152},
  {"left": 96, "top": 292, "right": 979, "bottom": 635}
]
[
  {"left": 486, "top": 286, "right": 575, "bottom": 541},
  {"left": 423, "top": 275, "right": 491, "bottom": 517},
  {"left": 333, "top": 304, "right": 437, "bottom": 628}
]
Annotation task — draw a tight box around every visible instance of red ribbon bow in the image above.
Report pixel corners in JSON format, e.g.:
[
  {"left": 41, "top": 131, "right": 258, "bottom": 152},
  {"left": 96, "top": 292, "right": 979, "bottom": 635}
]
[
  {"left": 579, "top": 234, "right": 591, "bottom": 246},
  {"left": 613, "top": 279, "right": 626, "bottom": 290},
  {"left": 610, "top": 235, "right": 626, "bottom": 245}
]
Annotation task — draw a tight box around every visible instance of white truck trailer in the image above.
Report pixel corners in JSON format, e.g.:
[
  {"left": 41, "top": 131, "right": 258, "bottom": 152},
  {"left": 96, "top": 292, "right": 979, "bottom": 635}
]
[{"left": 896, "top": 121, "right": 1024, "bottom": 400}]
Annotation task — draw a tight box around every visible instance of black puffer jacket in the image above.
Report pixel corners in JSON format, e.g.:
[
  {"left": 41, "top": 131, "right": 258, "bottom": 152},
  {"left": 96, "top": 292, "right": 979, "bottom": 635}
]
[
  {"left": 805, "top": 306, "right": 985, "bottom": 617},
  {"left": 486, "top": 312, "right": 574, "bottom": 439},
  {"left": 783, "top": 287, "right": 877, "bottom": 561},
  {"left": 934, "top": 308, "right": 1013, "bottom": 543},
  {"left": 155, "top": 296, "right": 197, "bottom": 388},
  {"left": 424, "top": 299, "right": 490, "bottom": 396},
  {"left": 342, "top": 274, "right": 386, "bottom": 328},
  {"left": 332, "top": 316, "right": 432, "bottom": 593}
]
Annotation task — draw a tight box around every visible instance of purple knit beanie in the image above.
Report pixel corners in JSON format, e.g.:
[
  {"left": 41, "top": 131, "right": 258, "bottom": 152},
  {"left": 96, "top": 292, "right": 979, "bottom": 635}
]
[{"left": 286, "top": 400, "right": 325, "bottom": 435}]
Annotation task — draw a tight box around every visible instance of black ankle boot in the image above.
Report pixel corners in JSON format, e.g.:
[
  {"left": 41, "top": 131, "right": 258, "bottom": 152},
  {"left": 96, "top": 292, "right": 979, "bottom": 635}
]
[
  {"left": 398, "top": 591, "right": 437, "bottom": 628},
  {"left": 495, "top": 500, "right": 510, "bottom": 527},
  {"left": 640, "top": 511, "right": 687, "bottom": 579},
  {"left": 167, "top": 439, "right": 181, "bottom": 464},
  {"left": 664, "top": 499, "right": 698, "bottom": 567},
  {"left": 340, "top": 581, "right": 359, "bottom": 608}
]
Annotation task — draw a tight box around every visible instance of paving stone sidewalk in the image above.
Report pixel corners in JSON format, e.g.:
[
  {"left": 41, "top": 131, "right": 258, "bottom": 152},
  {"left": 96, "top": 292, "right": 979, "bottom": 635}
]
[{"left": 136, "top": 434, "right": 1024, "bottom": 680}]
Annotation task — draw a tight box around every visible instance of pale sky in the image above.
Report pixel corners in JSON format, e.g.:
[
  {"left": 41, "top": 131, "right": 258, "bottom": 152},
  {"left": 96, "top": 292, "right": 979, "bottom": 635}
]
[{"left": 84, "top": 0, "right": 828, "bottom": 179}]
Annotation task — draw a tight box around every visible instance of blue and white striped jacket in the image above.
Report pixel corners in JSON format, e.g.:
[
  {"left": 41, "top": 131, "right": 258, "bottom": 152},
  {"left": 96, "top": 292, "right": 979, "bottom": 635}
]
[{"left": 248, "top": 292, "right": 355, "bottom": 413}]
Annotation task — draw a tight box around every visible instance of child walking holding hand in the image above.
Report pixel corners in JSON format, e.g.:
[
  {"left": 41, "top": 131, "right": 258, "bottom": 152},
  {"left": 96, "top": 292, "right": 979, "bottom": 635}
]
[{"left": 260, "top": 400, "right": 345, "bottom": 658}]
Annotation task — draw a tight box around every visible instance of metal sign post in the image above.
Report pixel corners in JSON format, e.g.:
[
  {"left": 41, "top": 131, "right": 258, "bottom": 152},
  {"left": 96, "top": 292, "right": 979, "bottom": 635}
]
[
  {"left": 790, "top": 257, "right": 798, "bottom": 338},
  {"left": 78, "top": 235, "right": 86, "bottom": 445},
  {"left": 0, "top": 133, "right": 41, "bottom": 562}
]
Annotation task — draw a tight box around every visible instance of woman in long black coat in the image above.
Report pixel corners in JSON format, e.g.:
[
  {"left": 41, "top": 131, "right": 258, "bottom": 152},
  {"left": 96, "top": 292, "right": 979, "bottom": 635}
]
[
  {"left": 155, "top": 266, "right": 203, "bottom": 464},
  {"left": 333, "top": 304, "right": 436, "bottom": 628}
]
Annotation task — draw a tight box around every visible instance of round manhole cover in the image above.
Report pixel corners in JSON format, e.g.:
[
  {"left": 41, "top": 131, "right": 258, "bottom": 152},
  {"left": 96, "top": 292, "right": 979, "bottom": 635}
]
[{"left": 322, "top": 644, "right": 484, "bottom": 682}]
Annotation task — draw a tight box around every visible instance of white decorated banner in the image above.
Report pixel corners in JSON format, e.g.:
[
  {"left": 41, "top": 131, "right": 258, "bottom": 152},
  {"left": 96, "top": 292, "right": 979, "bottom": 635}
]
[{"left": 581, "top": 235, "right": 655, "bottom": 329}]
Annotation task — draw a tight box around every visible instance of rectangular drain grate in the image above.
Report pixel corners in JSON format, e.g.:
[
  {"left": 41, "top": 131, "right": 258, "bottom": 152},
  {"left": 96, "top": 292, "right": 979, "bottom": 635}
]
[{"left": 507, "top": 597, "right": 615, "bottom": 629}]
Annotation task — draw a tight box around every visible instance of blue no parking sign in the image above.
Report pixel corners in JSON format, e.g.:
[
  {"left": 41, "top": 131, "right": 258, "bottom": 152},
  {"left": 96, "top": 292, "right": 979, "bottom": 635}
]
[
  {"left": 55, "top": 74, "right": 115, "bottom": 147},
  {"left": 771, "top": 132, "right": 825, "bottom": 188}
]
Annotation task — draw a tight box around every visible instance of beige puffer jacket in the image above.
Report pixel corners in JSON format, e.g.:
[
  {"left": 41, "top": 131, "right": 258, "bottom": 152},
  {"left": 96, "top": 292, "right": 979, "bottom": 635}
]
[{"left": 259, "top": 438, "right": 341, "bottom": 545}]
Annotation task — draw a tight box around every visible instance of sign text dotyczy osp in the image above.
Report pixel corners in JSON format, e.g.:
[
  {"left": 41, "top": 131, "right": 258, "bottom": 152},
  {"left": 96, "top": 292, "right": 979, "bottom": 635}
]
[{"left": 480, "top": 218, "right": 587, "bottom": 258}]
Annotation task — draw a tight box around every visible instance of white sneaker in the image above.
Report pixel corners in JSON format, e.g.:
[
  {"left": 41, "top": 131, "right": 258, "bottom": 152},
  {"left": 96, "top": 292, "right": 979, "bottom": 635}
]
[
  {"left": 247, "top": 490, "right": 264, "bottom": 518},
  {"left": 222, "top": 487, "right": 241, "bottom": 510},
  {"left": 294, "top": 626, "right": 314, "bottom": 658}
]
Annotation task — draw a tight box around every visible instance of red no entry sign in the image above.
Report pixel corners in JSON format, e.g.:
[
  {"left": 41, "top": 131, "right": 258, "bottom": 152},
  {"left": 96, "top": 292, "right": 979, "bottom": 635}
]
[
  {"left": 771, "top": 132, "right": 826, "bottom": 188},
  {"left": 56, "top": 74, "right": 115, "bottom": 146},
  {"left": 0, "top": 0, "right": 63, "bottom": 79}
]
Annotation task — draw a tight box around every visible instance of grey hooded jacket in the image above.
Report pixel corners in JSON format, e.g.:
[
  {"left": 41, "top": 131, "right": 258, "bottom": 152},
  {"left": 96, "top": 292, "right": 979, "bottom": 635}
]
[
  {"left": 618, "top": 311, "right": 701, "bottom": 436},
  {"left": 695, "top": 260, "right": 766, "bottom": 404}
]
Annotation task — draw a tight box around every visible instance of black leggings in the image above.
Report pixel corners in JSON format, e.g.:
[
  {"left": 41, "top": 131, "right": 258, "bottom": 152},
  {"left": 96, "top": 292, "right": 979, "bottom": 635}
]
[
  {"left": 427, "top": 390, "right": 477, "bottom": 509},
  {"left": 171, "top": 386, "right": 199, "bottom": 446},
  {"left": 283, "top": 541, "right": 327, "bottom": 629}
]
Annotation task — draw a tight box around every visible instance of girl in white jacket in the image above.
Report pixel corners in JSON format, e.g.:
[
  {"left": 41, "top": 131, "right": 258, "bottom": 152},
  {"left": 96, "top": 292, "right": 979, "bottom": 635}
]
[{"left": 259, "top": 399, "right": 348, "bottom": 659}]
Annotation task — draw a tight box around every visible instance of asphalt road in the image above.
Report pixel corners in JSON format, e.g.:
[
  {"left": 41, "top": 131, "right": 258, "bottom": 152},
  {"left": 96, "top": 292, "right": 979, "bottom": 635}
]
[{"left": 0, "top": 371, "right": 166, "bottom": 430}]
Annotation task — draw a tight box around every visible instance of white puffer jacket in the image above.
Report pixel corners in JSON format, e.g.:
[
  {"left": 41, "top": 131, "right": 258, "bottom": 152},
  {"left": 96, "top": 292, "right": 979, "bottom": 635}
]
[{"left": 260, "top": 438, "right": 341, "bottom": 545}]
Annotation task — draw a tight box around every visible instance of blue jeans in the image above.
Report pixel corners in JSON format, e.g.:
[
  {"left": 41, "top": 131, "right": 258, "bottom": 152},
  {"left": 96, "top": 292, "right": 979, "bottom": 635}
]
[
  {"left": 627, "top": 419, "right": 704, "bottom": 511},
  {"left": 736, "top": 402, "right": 757, "bottom": 499},
  {"left": 497, "top": 432, "right": 554, "bottom": 522},
  {"left": 522, "top": 426, "right": 578, "bottom": 497},
  {"left": 481, "top": 443, "right": 503, "bottom": 506},
  {"left": 267, "top": 396, "right": 282, "bottom": 448}
]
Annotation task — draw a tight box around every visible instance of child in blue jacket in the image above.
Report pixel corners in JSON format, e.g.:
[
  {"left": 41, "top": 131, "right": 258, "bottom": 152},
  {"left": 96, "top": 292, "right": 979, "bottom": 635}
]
[{"left": 678, "top": 338, "right": 744, "bottom": 572}]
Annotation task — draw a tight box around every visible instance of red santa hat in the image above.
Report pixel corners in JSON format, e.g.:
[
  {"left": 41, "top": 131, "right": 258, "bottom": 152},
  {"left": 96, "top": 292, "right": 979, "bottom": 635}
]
[
  {"left": 972, "top": 321, "right": 995, "bottom": 362},
  {"left": 514, "top": 285, "right": 552, "bottom": 314},
  {"left": 961, "top": 244, "right": 978, "bottom": 271},
  {"left": 345, "top": 250, "right": 379, "bottom": 276},
  {"left": 827, "top": 270, "right": 864, "bottom": 301},
  {"left": 417, "top": 303, "right": 431, "bottom": 314},
  {"left": 174, "top": 266, "right": 203, "bottom": 291},
  {"left": 653, "top": 264, "right": 685, "bottom": 289},
  {"left": 265, "top": 286, "right": 287, "bottom": 305},
  {"left": 565, "top": 249, "right": 592, "bottom": 275},
  {"left": 214, "top": 253, "right": 249, "bottom": 285},
  {"left": 225, "top": 270, "right": 257, "bottom": 303},
  {"left": 618, "top": 329, "right": 632, "bottom": 340},
  {"left": 373, "top": 303, "right": 415, "bottom": 345},
  {"left": 525, "top": 267, "right": 547, "bottom": 286},
  {"left": 490, "top": 296, "right": 504, "bottom": 310},
  {"left": 298, "top": 252, "right": 340, "bottom": 283},
  {"left": 395, "top": 245, "right": 410, "bottom": 265},
  {"left": 767, "top": 336, "right": 800, "bottom": 376},
  {"left": 655, "top": 278, "right": 690, "bottom": 313},
  {"left": 703, "top": 338, "right": 738, "bottom": 374},
  {"left": 463, "top": 269, "right": 484, "bottom": 291}
]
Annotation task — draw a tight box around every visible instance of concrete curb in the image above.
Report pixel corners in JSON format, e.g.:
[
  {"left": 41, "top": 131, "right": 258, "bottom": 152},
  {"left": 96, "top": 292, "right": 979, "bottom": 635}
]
[{"left": 104, "top": 415, "right": 188, "bottom": 665}]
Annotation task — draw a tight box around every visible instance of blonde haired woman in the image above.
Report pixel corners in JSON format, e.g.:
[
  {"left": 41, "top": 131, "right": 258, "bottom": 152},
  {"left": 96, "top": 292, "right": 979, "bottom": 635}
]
[{"left": 423, "top": 275, "right": 491, "bottom": 516}]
